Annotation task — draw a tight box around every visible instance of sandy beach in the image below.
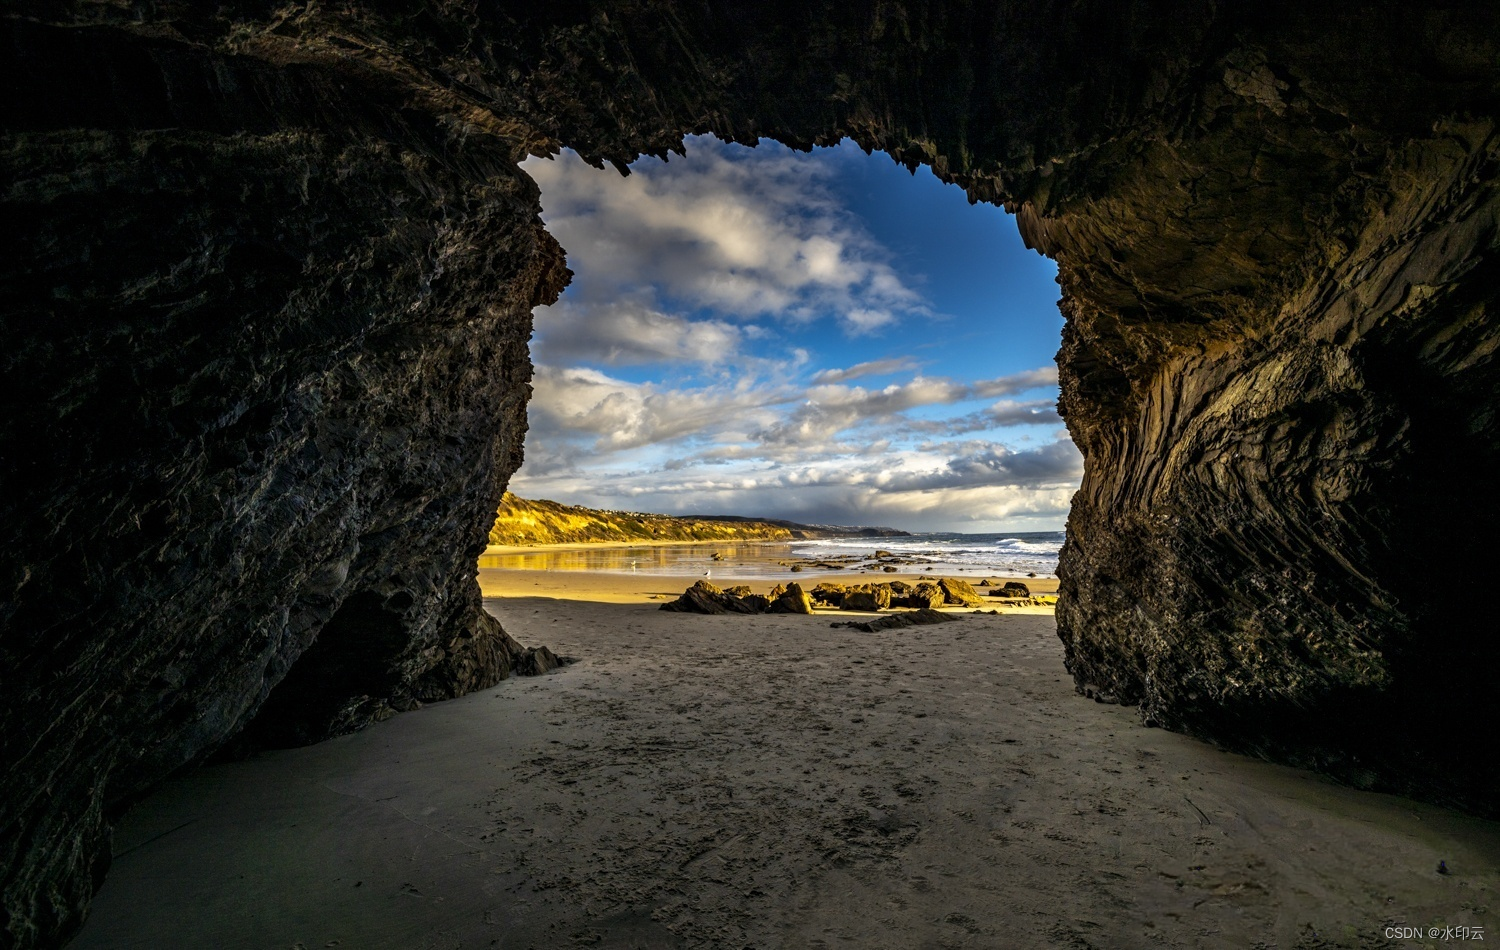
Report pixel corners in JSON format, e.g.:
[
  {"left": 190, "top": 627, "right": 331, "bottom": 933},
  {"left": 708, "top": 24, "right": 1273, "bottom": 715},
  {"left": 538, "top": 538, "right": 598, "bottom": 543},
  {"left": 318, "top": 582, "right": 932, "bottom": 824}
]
[
  {"left": 477, "top": 563, "right": 1059, "bottom": 608},
  {"left": 478, "top": 540, "right": 1061, "bottom": 604},
  {"left": 72, "top": 566, "right": 1496, "bottom": 949}
]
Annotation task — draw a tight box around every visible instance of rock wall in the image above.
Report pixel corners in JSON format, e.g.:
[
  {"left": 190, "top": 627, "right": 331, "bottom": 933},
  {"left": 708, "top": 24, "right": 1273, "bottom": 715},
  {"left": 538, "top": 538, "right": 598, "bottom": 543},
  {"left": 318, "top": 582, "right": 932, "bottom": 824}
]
[
  {"left": 3, "top": 2, "right": 1498, "bottom": 946},
  {"left": 1057, "top": 120, "right": 1500, "bottom": 810},
  {"left": 0, "top": 11, "right": 570, "bottom": 945}
]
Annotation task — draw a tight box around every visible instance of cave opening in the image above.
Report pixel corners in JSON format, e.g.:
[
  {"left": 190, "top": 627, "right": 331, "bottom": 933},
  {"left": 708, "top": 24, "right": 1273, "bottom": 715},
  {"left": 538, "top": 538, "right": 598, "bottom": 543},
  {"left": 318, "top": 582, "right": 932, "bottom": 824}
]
[
  {"left": 506, "top": 134, "right": 1080, "bottom": 537},
  {"left": 215, "top": 134, "right": 1085, "bottom": 760}
]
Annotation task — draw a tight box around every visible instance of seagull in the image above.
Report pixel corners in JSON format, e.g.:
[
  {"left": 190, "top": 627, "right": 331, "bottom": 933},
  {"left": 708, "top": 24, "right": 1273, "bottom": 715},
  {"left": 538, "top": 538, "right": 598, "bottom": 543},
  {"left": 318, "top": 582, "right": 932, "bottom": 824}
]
[{"left": 703, "top": 569, "right": 712, "bottom": 579}]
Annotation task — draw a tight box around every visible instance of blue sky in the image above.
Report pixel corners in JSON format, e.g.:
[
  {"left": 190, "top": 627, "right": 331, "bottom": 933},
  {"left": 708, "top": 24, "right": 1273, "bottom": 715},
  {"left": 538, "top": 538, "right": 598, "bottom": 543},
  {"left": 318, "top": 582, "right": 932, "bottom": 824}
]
[{"left": 513, "top": 136, "right": 1080, "bottom": 532}]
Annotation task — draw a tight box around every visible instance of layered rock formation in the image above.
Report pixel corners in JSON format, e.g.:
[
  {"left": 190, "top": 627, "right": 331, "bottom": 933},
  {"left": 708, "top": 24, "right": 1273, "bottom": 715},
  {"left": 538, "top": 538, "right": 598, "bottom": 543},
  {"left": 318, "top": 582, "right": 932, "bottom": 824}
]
[
  {"left": 4, "top": 2, "right": 1499, "bottom": 946},
  {"left": 2, "top": 8, "right": 572, "bottom": 944},
  {"left": 658, "top": 580, "right": 815, "bottom": 615}
]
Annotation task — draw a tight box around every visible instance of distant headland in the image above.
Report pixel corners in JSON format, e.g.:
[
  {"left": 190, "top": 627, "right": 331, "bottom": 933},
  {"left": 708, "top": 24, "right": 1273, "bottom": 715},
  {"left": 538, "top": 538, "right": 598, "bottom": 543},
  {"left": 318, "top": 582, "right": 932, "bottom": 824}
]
[{"left": 488, "top": 493, "right": 909, "bottom": 546}]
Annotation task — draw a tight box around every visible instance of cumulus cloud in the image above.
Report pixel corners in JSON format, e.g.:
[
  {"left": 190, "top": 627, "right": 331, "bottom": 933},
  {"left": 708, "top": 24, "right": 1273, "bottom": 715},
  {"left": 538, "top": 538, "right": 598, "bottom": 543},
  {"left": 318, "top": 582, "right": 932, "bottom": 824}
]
[
  {"left": 532, "top": 299, "right": 742, "bottom": 366},
  {"left": 527, "top": 360, "right": 1059, "bottom": 459},
  {"left": 515, "top": 357, "right": 1079, "bottom": 529},
  {"left": 874, "top": 440, "right": 1083, "bottom": 491},
  {"left": 509, "top": 440, "right": 1082, "bottom": 532},
  {"left": 526, "top": 365, "right": 793, "bottom": 455},
  {"left": 523, "top": 139, "right": 930, "bottom": 341},
  {"left": 510, "top": 137, "right": 1079, "bottom": 531},
  {"left": 756, "top": 369, "right": 1059, "bottom": 447}
]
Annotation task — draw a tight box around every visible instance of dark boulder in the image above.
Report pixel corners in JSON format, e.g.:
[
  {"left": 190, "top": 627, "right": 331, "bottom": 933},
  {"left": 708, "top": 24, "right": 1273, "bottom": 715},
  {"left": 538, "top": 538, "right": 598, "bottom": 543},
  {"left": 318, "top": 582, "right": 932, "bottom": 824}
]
[
  {"left": 766, "top": 582, "right": 814, "bottom": 615},
  {"left": 841, "top": 585, "right": 892, "bottom": 611},
  {"left": 740, "top": 594, "right": 773, "bottom": 612},
  {"left": 514, "top": 645, "right": 565, "bottom": 677},
  {"left": 897, "top": 582, "right": 945, "bottom": 609},
  {"left": 811, "top": 583, "right": 847, "bottom": 607},
  {"left": 659, "top": 580, "right": 763, "bottom": 615},
  {"left": 831, "top": 609, "right": 959, "bottom": 632},
  {"left": 938, "top": 578, "right": 986, "bottom": 608}
]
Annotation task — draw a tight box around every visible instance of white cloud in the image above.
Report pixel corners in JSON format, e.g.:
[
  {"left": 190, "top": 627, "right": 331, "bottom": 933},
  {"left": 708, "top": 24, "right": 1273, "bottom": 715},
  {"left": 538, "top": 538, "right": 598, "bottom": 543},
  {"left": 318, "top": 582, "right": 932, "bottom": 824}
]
[
  {"left": 522, "top": 139, "right": 930, "bottom": 340},
  {"left": 514, "top": 358, "right": 1079, "bottom": 530},
  {"left": 533, "top": 299, "right": 742, "bottom": 366},
  {"left": 811, "top": 358, "right": 922, "bottom": 383},
  {"left": 525, "top": 364, "right": 794, "bottom": 457},
  {"left": 756, "top": 369, "right": 1059, "bottom": 447},
  {"left": 844, "top": 307, "right": 896, "bottom": 332},
  {"left": 510, "top": 137, "right": 1078, "bottom": 531},
  {"left": 510, "top": 439, "right": 1082, "bottom": 533},
  {"left": 902, "top": 398, "right": 1063, "bottom": 436}
]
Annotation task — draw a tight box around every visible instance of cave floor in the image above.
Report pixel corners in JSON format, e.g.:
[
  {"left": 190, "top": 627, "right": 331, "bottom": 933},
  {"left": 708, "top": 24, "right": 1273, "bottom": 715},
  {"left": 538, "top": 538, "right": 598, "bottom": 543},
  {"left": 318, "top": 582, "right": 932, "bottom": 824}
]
[{"left": 75, "top": 598, "right": 1497, "bottom": 949}]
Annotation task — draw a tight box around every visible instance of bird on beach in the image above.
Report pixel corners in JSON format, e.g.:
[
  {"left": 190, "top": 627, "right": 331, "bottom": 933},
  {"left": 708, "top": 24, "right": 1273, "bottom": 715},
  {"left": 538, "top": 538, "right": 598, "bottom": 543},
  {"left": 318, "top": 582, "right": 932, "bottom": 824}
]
[{"left": 703, "top": 569, "right": 711, "bottom": 579}]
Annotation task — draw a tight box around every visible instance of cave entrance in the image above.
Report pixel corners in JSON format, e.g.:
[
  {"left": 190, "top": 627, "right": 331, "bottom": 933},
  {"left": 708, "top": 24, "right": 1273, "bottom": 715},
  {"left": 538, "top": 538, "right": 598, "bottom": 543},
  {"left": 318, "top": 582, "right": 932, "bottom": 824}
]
[{"left": 505, "top": 134, "right": 1079, "bottom": 555}]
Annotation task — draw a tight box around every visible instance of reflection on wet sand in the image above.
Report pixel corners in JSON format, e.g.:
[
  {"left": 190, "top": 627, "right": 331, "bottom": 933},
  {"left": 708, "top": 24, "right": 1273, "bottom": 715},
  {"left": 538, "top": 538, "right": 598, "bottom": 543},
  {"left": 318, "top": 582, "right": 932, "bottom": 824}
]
[{"left": 478, "top": 541, "right": 799, "bottom": 577}]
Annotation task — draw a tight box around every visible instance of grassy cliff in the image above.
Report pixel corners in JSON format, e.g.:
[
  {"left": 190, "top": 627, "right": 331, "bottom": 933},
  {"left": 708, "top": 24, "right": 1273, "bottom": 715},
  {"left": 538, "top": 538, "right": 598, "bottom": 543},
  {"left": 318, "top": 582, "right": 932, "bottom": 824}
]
[{"left": 488, "top": 494, "right": 797, "bottom": 545}]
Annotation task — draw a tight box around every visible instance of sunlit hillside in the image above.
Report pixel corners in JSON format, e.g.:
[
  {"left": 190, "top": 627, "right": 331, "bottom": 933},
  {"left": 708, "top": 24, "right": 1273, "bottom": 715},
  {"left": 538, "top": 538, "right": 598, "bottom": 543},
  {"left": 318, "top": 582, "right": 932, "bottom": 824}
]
[{"left": 488, "top": 493, "right": 797, "bottom": 545}]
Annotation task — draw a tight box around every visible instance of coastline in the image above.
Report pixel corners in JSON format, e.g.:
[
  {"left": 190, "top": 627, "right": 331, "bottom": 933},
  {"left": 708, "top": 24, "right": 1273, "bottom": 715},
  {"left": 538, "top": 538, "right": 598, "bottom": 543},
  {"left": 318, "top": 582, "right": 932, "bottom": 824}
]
[
  {"left": 479, "top": 567, "right": 1059, "bottom": 611},
  {"left": 480, "top": 537, "right": 1064, "bottom": 588},
  {"left": 482, "top": 537, "right": 787, "bottom": 555}
]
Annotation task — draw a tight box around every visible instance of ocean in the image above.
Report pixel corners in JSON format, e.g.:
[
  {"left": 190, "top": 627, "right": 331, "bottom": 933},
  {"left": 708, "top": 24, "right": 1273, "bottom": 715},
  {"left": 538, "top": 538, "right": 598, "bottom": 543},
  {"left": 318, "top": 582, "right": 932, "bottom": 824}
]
[
  {"left": 789, "top": 531, "right": 1064, "bottom": 578},
  {"left": 478, "top": 531, "right": 1064, "bottom": 580}
]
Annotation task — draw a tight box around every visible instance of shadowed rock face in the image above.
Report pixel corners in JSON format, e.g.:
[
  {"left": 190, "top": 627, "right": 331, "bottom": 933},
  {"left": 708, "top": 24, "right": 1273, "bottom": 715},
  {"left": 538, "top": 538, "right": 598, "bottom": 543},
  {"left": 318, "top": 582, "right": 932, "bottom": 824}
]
[{"left": 3, "top": 2, "right": 1498, "bottom": 945}]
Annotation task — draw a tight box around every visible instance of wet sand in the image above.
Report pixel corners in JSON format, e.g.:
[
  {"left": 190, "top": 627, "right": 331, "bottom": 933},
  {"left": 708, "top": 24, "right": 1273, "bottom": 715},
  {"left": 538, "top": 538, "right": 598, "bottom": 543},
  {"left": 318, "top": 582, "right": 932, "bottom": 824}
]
[
  {"left": 478, "top": 564, "right": 1059, "bottom": 607},
  {"left": 479, "top": 539, "right": 1063, "bottom": 587},
  {"left": 74, "top": 571, "right": 1496, "bottom": 949}
]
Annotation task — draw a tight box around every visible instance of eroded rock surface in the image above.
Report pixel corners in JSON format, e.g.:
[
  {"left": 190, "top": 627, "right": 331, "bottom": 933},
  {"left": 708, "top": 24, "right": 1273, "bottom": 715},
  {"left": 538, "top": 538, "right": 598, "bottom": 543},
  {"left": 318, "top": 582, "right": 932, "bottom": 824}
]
[
  {"left": 658, "top": 579, "right": 763, "bottom": 614},
  {"left": 4, "top": 2, "right": 1499, "bottom": 946},
  {"left": 767, "top": 583, "right": 815, "bottom": 615},
  {"left": 937, "top": 578, "right": 986, "bottom": 608},
  {"left": 830, "top": 608, "right": 960, "bottom": 633}
]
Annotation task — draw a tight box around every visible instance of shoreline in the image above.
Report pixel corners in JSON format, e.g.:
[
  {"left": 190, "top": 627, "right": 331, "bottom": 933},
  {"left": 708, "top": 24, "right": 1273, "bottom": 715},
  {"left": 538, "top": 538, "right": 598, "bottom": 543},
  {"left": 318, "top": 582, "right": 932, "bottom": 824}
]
[
  {"left": 480, "top": 538, "right": 1063, "bottom": 588},
  {"left": 477, "top": 566, "right": 1061, "bottom": 609},
  {"left": 482, "top": 537, "right": 792, "bottom": 554}
]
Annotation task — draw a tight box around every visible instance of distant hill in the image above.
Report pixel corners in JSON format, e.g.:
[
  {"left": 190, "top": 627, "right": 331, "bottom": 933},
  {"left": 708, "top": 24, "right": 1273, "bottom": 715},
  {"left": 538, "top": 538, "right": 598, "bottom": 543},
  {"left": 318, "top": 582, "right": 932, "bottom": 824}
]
[
  {"left": 487, "top": 494, "right": 909, "bottom": 545},
  {"left": 684, "top": 514, "right": 910, "bottom": 539}
]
